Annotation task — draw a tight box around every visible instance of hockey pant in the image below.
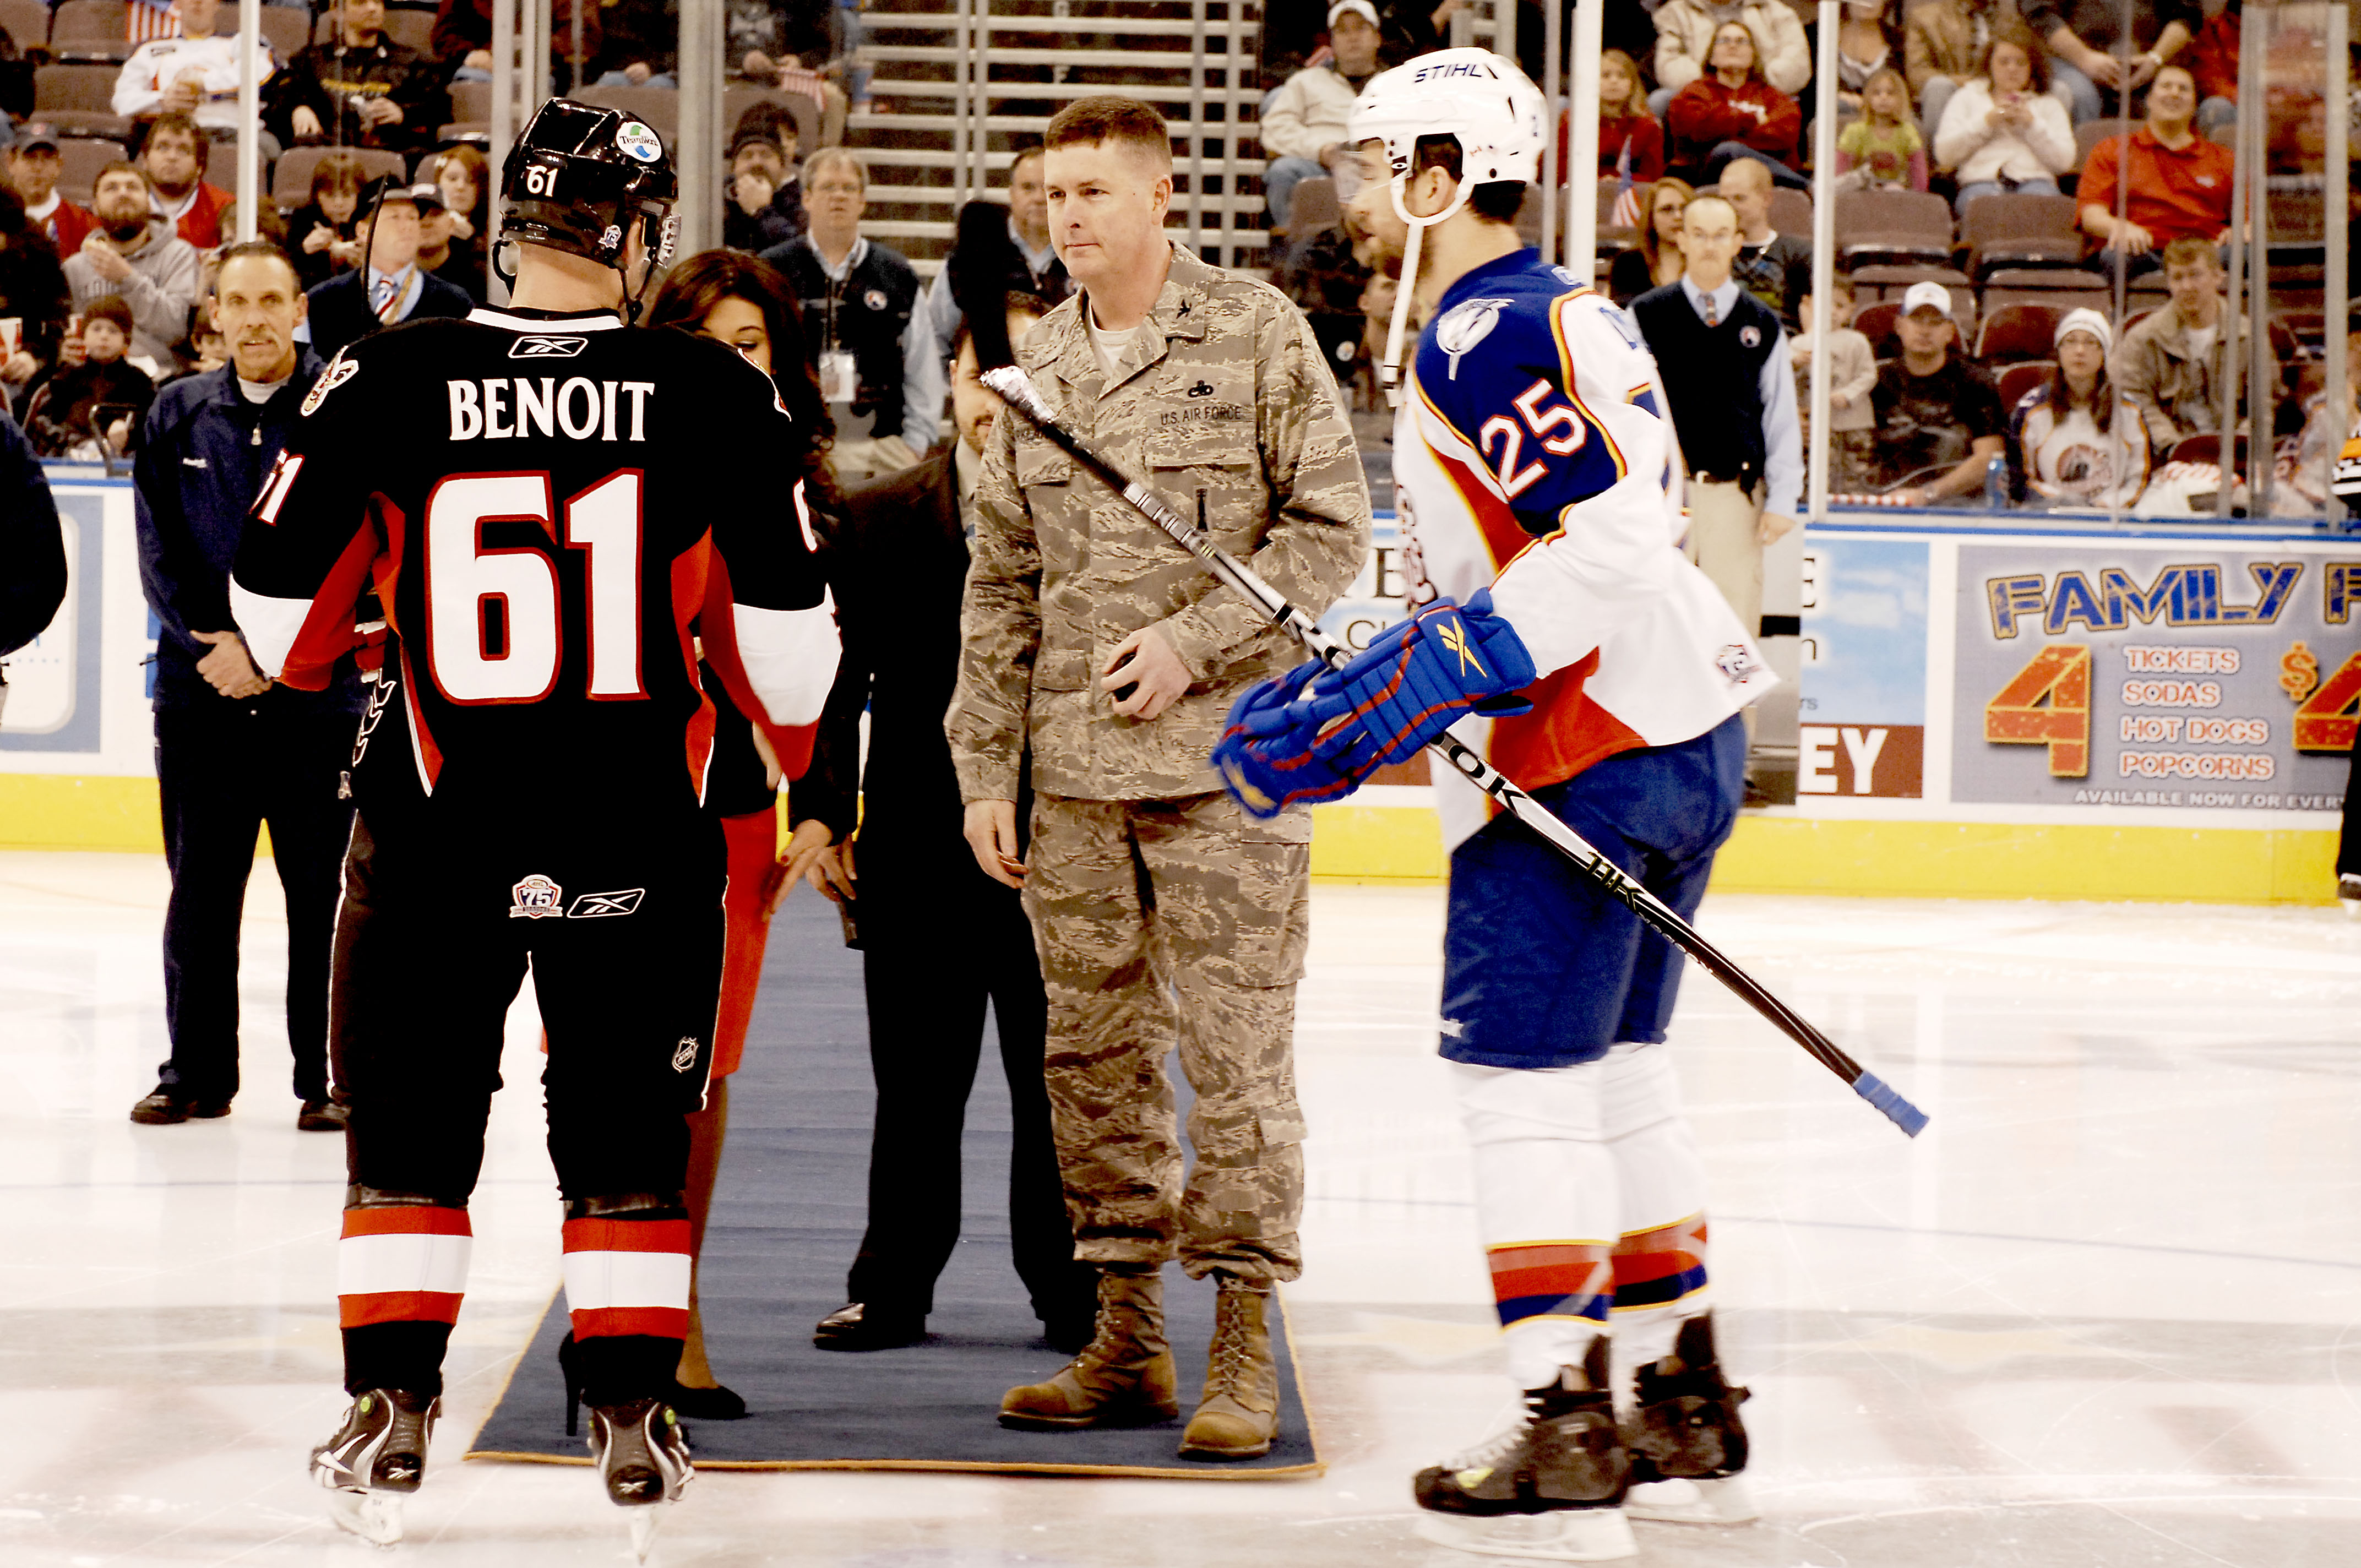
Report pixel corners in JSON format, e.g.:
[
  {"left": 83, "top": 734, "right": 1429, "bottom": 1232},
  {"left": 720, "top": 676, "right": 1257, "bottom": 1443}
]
[
  {"left": 1455, "top": 1044, "right": 1709, "bottom": 1387},
  {"left": 329, "top": 802, "right": 725, "bottom": 1407}
]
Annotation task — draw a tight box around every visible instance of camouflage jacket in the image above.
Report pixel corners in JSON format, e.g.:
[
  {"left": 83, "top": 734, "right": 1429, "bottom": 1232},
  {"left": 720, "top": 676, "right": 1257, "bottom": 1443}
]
[{"left": 949, "top": 242, "right": 1370, "bottom": 803}]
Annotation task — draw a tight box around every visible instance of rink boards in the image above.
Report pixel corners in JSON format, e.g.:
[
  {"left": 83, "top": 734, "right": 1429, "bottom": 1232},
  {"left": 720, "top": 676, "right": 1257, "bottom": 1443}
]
[{"left": 2, "top": 478, "right": 2349, "bottom": 902}]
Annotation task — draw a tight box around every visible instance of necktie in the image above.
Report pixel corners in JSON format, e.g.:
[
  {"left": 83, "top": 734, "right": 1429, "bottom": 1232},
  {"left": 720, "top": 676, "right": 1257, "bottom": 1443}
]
[
  {"left": 1703, "top": 295, "right": 1718, "bottom": 329},
  {"left": 373, "top": 275, "right": 400, "bottom": 324}
]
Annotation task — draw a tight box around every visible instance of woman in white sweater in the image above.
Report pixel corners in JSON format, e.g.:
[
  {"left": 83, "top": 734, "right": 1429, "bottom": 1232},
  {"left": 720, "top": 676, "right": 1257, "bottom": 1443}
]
[{"left": 1932, "top": 37, "right": 2075, "bottom": 218}]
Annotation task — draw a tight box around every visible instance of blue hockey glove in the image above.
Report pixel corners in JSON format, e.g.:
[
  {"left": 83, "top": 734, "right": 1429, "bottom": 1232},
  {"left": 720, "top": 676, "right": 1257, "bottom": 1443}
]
[{"left": 1214, "top": 658, "right": 1363, "bottom": 818}]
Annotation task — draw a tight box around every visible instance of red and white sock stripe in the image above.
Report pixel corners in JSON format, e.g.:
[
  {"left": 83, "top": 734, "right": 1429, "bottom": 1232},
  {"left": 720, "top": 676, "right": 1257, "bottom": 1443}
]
[
  {"left": 338, "top": 1207, "right": 472, "bottom": 1329},
  {"left": 561, "top": 1217, "right": 692, "bottom": 1340}
]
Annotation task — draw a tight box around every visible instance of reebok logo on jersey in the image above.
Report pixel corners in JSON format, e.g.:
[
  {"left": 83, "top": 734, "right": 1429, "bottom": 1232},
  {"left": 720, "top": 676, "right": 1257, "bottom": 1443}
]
[
  {"left": 449, "top": 377, "right": 655, "bottom": 442},
  {"left": 509, "top": 874, "right": 564, "bottom": 918},
  {"left": 509, "top": 335, "right": 589, "bottom": 359},
  {"left": 567, "top": 888, "right": 645, "bottom": 918}
]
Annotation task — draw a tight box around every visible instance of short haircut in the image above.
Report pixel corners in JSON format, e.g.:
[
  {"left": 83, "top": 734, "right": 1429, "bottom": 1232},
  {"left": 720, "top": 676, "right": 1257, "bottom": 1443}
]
[
  {"left": 803, "top": 146, "right": 867, "bottom": 190},
  {"left": 215, "top": 238, "right": 301, "bottom": 288},
  {"left": 2160, "top": 235, "right": 2219, "bottom": 273},
  {"left": 1681, "top": 193, "right": 1736, "bottom": 230},
  {"left": 1045, "top": 96, "right": 1173, "bottom": 171},
  {"left": 951, "top": 289, "right": 1050, "bottom": 363},
  {"left": 95, "top": 159, "right": 151, "bottom": 194},
  {"left": 1718, "top": 155, "right": 1769, "bottom": 193},
  {"left": 2152, "top": 61, "right": 2196, "bottom": 90},
  {"left": 1009, "top": 143, "right": 1046, "bottom": 176},
  {"left": 83, "top": 295, "right": 134, "bottom": 334},
  {"left": 145, "top": 112, "right": 202, "bottom": 154},
  {"left": 1412, "top": 135, "right": 1525, "bottom": 224}
]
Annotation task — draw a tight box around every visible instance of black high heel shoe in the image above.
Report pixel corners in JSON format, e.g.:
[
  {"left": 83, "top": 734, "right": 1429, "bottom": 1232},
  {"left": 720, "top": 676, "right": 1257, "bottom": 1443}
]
[
  {"left": 557, "top": 1329, "right": 583, "bottom": 1437},
  {"left": 557, "top": 1329, "right": 749, "bottom": 1427}
]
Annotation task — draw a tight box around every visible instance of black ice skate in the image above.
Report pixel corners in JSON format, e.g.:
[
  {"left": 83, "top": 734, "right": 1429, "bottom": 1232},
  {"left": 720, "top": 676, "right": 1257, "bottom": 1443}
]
[
  {"left": 589, "top": 1396, "right": 693, "bottom": 1562},
  {"left": 310, "top": 1387, "right": 438, "bottom": 1547},
  {"left": 1411, "top": 1336, "right": 1635, "bottom": 1561},
  {"left": 1623, "top": 1311, "right": 1757, "bottom": 1525}
]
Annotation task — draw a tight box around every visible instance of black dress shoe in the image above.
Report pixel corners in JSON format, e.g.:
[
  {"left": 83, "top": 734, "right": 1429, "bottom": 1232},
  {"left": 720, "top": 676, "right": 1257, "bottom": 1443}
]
[
  {"left": 129, "top": 1088, "right": 230, "bottom": 1124},
  {"left": 813, "top": 1302, "right": 926, "bottom": 1351},
  {"left": 296, "top": 1098, "right": 350, "bottom": 1132},
  {"left": 668, "top": 1381, "right": 748, "bottom": 1419}
]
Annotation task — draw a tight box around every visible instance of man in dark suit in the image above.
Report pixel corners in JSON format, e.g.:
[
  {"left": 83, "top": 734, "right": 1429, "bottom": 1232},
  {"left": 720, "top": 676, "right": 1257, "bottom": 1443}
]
[
  {"left": 298, "top": 181, "right": 474, "bottom": 362},
  {"left": 791, "top": 294, "right": 1097, "bottom": 1352}
]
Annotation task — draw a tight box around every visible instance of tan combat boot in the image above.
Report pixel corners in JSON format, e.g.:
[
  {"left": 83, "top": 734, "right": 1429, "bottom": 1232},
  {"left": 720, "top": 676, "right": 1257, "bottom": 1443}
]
[
  {"left": 1178, "top": 1275, "right": 1280, "bottom": 1460},
  {"left": 998, "top": 1266, "right": 1179, "bottom": 1429}
]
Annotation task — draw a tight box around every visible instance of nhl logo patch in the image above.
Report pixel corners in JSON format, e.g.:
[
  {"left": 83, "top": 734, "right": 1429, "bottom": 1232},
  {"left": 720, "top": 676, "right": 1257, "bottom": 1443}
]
[
  {"left": 1739, "top": 325, "right": 1761, "bottom": 348},
  {"left": 672, "top": 1037, "right": 700, "bottom": 1072},
  {"left": 614, "top": 119, "right": 663, "bottom": 163},
  {"left": 302, "top": 355, "right": 358, "bottom": 416},
  {"left": 509, "top": 874, "right": 564, "bottom": 918}
]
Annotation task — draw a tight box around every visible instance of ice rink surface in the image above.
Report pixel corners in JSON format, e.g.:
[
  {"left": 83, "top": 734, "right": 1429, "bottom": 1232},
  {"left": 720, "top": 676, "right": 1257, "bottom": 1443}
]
[{"left": 3, "top": 848, "right": 2357, "bottom": 1566}]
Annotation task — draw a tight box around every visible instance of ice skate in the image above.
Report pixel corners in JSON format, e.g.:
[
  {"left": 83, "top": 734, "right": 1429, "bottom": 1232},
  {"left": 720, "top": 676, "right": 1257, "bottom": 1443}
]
[
  {"left": 589, "top": 1396, "right": 693, "bottom": 1563},
  {"left": 1411, "top": 1336, "right": 1635, "bottom": 1561},
  {"left": 311, "top": 1387, "right": 437, "bottom": 1547},
  {"left": 1622, "top": 1312, "right": 1756, "bottom": 1526}
]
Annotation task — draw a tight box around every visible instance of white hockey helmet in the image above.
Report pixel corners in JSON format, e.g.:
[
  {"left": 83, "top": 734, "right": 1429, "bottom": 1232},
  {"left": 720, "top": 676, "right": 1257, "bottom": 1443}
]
[{"left": 1347, "top": 48, "right": 1547, "bottom": 190}]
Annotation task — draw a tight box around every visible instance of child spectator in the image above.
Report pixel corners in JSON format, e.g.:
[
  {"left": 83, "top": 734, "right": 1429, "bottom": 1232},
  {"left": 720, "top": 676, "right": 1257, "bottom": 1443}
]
[
  {"left": 1835, "top": 67, "right": 1928, "bottom": 190},
  {"left": 1562, "top": 51, "right": 1664, "bottom": 182},
  {"left": 1667, "top": 22, "right": 1805, "bottom": 186},
  {"left": 285, "top": 150, "right": 364, "bottom": 291},
  {"left": 1791, "top": 275, "right": 1878, "bottom": 490},
  {"left": 1906, "top": 0, "right": 2038, "bottom": 138},
  {"left": 27, "top": 296, "right": 155, "bottom": 456},
  {"left": 1933, "top": 38, "right": 2073, "bottom": 217},
  {"left": 1609, "top": 176, "right": 1693, "bottom": 302},
  {"left": 2005, "top": 307, "right": 2151, "bottom": 507},
  {"left": 431, "top": 146, "right": 489, "bottom": 285}
]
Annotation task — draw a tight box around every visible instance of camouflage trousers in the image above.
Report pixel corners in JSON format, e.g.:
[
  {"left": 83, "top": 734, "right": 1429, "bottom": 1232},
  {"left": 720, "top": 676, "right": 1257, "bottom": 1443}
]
[{"left": 1022, "top": 791, "right": 1310, "bottom": 1284}]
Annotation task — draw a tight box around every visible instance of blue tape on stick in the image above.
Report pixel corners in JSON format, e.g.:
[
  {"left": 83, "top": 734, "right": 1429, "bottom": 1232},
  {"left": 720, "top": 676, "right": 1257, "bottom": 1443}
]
[{"left": 1851, "top": 1071, "right": 1930, "bottom": 1138}]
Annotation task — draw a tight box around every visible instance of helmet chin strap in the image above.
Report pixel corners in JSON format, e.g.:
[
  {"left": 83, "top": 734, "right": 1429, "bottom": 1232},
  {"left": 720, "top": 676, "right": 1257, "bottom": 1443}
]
[{"left": 1378, "top": 169, "right": 1474, "bottom": 410}]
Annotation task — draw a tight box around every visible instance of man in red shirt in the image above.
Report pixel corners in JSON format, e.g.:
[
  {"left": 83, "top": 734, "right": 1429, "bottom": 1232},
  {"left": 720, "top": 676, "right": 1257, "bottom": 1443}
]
[
  {"left": 140, "top": 113, "right": 233, "bottom": 250},
  {"left": 9, "top": 126, "right": 97, "bottom": 257},
  {"left": 2078, "top": 63, "right": 2233, "bottom": 281}
]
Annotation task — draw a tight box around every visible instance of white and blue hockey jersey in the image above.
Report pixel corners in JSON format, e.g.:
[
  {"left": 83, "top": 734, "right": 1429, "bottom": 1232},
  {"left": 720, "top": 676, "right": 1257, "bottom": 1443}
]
[{"left": 1394, "top": 250, "right": 1776, "bottom": 852}]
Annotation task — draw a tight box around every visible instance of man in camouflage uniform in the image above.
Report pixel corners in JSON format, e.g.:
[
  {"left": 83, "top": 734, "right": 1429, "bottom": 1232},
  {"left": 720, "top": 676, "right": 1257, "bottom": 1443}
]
[{"left": 948, "top": 95, "right": 1369, "bottom": 1461}]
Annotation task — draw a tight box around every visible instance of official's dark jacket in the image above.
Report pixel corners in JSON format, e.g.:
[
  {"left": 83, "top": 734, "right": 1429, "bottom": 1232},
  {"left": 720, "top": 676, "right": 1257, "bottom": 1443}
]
[
  {"left": 761, "top": 234, "right": 920, "bottom": 444},
  {"left": 0, "top": 410, "right": 64, "bottom": 658},
  {"left": 1630, "top": 280, "right": 1781, "bottom": 491},
  {"left": 302, "top": 266, "right": 475, "bottom": 364},
  {"left": 133, "top": 351, "right": 361, "bottom": 710},
  {"left": 798, "top": 449, "right": 1018, "bottom": 866}
]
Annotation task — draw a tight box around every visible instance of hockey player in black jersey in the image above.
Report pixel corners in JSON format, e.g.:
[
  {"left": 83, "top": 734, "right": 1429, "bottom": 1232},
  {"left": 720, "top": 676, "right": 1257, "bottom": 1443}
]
[{"left": 229, "top": 99, "right": 839, "bottom": 1554}]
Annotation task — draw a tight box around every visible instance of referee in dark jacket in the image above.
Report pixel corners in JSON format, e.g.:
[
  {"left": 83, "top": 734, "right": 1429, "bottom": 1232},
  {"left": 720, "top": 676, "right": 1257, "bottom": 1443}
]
[
  {"left": 130, "top": 241, "right": 362, "bottom": 1129},
  {"left": 791, "top": 296, "right": 1096, "bottom": 1353}
]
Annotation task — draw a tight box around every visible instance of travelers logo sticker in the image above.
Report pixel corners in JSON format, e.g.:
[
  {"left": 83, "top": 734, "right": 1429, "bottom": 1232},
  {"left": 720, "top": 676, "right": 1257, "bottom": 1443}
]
[
  {"left": 672, "top": 1037, "right": 700, "bottom": 1072},
  {"left": 568, "top": 888, "right": 645, "bottom": 918},
  {"left": 614, "top": 120, "right": 663, "bottom": 162},
  {"left": 509, "top": 874, "right": 564, "bottom": 918},
  {"left": 302, "top": 355, "right": 358, "bottom": 416}
]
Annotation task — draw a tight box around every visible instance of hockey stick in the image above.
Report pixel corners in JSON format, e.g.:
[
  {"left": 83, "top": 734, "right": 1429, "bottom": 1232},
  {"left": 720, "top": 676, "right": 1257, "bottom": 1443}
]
[{"left": 982, "top": 366, "right": 1928, "bottom": 1139}]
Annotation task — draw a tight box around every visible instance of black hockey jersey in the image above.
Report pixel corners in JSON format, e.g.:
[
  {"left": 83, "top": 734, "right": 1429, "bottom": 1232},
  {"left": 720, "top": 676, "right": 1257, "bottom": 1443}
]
[{"left": 227, "top": 304, "right": 837, "bottom": 802}]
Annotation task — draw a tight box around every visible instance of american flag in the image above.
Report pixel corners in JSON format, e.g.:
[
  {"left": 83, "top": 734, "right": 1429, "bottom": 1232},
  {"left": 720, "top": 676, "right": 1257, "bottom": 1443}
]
[
  {"left": 128, "top": 0, "right": 178, "bottom": 45},
  {"left": 1609, "top": 133, "right": 1643, "bottom": 229}
]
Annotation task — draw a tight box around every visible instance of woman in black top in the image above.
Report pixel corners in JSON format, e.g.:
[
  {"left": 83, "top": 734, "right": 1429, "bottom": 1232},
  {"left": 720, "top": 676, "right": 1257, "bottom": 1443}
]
[{"left": 1609, "top": 177, "right": 1695, "bottom": 304}]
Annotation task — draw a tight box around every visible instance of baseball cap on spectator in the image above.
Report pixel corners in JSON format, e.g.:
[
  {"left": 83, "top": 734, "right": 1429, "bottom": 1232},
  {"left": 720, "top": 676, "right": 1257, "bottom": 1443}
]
[
  {"left": 401, "top": 182, "right": 445, "bottom": 212},
  {"left": 1900, "top": 282, "right": 1952, "bottom": 318},
  {"left": 14, "top": 123, "right": 60, "bottom": 154},
  {"left": 1329, "top": 0, "right": 1380, "bottom": 28},
  {"left": 2053, "top": 307, "right": 2111, "bottom": 351}
]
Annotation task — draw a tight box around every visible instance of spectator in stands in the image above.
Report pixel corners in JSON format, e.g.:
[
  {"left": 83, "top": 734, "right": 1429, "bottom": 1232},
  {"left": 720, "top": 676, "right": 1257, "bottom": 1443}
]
[
  {"left": 761, "top": 148, "right": 929, "bottom": 475},
  {"left": 11, "top": 128, "right": 97, "bottom": 263},
  {"left": 724, "top": 123, "right": 803, "bottom": 252},
  {"left": 1260, "top": 0, "right": 1385, "bottom": 236},
  {"left": 296, "top": 181, "right": 472, "bottom": 362},
  {"left": 1629, "top": 193, "right": 1800, "bottom": 693},
  {"left": 730, "top": 0, "right": 852, "bottom": 126},
  {"left": 1933, "top": 36, "right": 2074, "bottom": 216},
  {"left": 412, "top": 186, "right": 483, "bottom": 302},
  {"left": 25, "top": 296, "right": 154, "bottom": 456},
  {"left": 1835, "top": 67, "right": 1928, "bottom": 190},
  {"left": 285, "top": 150, "right": 364, "bottom": 292},
  {"left": 0, "top": 189, "right": 69, "bottom": 402},
  {"left": 2005, "top": 307, "right": 2151, "bottom": 506},
  {"left": 1374, "top": 0, "right": 1460, "bottom": 65},
  {"left": 141, "top": 115, "right": 232, "bottom": 252},
  {"left": 113, "top": 0, "right": 280, "bottom": 145},
  {"left": 907, "top": 147, "right": 1067, "bottom": 435},
  {"left": 1276, "top": 203, "right": 1373, "bottom": 395},
  {"left": 2077, "top": 64, "right": 2232, "bottom": 282},
  {"left": 436, "top": 0, "right": 599, "bottom": 83},
  {"left": 2024, "top": 0, "right": 2199, "bottom": 125},
  {"left": 1651, "top": 0, "right": 1809, "bottom": 116},
  {"left": 1868, "top": 280, "right": 2005, "bottom": 500},
  {"left": 1907, "top": 0, "right": 2039, "bottom": 139},
  {"left": 592, "top": 0, "right": 679, "bottom": 87},
  {"left": 1666, "top": 22, "right": 1805, "bottom": 188},
  {"left": 1609, "top": 175, "right": 1692, "bottom": 302},
  {"left": 2281, "top": 317, "right": 2361, "bottom": 518},
  {"left": 433, "top": 146, "right": 490, "bottom": 281},
  {"left": 1791, "top": 274, "right": 1878, "bottom": 491},
  {"left": 1828, "top": 0, "right": 1904, "bottom": 118},
  {"left": 2112, "top": 235, "right": 2276, "bottom": 451},
  {"left": 2184, "top": 0, "right": 2239, "bottom": 135},
  {"left": 265, "top": 0, "right": 445, "bottom": 156},
  {"left": 66, "top": 164, "right": 200, "bottom": 370},
  {"left": 1564, "top": 50, "right": 1664, "bottom": 183},
  {"left": 1720, "top": 156, "right": 1809, "bottom": 328}
]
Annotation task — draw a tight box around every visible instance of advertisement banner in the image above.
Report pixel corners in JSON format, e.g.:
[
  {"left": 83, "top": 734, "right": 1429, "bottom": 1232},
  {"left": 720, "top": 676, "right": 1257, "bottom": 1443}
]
[
  {"left": 1952, "top": 543, "right": 2358, "bottom": 811},
  {"left": 1798, "top": 537, "right": 1929, "bottom": 797}
]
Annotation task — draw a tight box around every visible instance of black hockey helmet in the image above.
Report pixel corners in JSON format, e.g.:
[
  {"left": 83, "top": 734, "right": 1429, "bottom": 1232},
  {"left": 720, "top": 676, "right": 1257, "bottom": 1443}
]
[{"left": 499, "top": 97, "right": 679, "bottom": 276}]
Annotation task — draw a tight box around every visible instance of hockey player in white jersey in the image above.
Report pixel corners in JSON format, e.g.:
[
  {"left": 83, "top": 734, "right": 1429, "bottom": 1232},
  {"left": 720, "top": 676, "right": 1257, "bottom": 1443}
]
[{"left": 1211, "top": 49, "right": 1776, "bottom": 1561}]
